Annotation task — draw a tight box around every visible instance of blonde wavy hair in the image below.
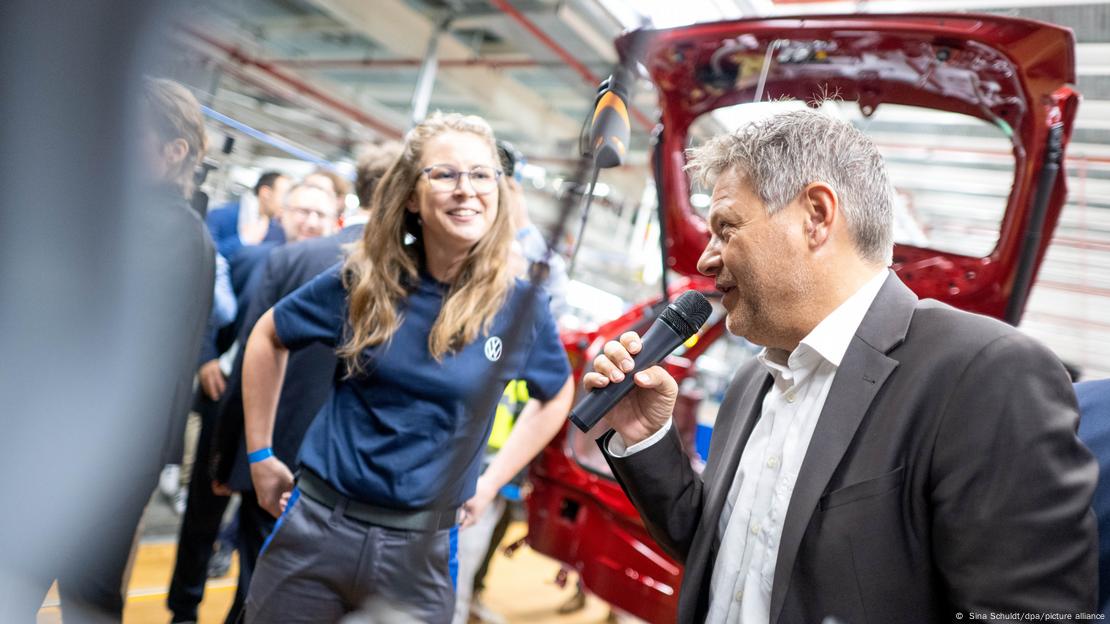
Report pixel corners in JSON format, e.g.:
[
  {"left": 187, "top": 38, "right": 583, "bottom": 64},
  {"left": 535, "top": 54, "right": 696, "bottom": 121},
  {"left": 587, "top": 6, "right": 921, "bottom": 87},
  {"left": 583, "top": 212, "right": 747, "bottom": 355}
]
[{"left": 338, "top": 112, "right": 514, "bottom": 374}]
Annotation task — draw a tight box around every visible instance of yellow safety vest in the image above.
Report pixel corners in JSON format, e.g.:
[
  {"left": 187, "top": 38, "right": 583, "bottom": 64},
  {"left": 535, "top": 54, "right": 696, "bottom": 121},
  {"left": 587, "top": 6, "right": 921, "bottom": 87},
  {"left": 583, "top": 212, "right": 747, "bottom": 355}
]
[{"left": 487, "top": 379, "right": 530, "bottom": 450}]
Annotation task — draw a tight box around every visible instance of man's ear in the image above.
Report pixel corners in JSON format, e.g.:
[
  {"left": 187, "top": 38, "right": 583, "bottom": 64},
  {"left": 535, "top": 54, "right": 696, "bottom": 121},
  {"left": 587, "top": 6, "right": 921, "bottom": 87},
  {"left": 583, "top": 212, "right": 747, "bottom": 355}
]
[
  {"left": 801, "top": 181, "right": 838, "bottom": 249},
  {"left": 161, "top": 138, "right": 189, "bottom": 169}
]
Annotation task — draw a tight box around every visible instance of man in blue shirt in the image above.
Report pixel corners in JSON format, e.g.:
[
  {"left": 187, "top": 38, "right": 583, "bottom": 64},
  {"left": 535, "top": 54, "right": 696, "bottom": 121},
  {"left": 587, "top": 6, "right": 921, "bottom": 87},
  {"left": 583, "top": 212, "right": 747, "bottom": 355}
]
[
  {"left": 206, "top": 171, "right": 290, "bottom": 260},
  {"left": 1076, "top": 378, "right": 1110, "bottom": 618}
]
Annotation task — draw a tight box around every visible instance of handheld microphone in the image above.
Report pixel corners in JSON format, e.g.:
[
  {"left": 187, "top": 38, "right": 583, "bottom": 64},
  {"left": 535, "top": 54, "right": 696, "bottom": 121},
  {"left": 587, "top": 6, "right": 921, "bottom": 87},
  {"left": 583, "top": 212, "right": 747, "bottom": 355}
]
[
  {"left": 589, "top": 66, "right": 632, "bottom": 169},
  {"left": 569, "top": 291, "right": 713, "bottom": 432}
]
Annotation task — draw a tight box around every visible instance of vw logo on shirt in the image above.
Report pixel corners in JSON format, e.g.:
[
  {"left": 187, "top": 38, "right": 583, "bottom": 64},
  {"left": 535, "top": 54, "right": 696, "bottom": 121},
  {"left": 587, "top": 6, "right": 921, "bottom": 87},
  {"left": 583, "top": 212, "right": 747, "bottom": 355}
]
[{"left": 484, "top": 336, "right": 503, "bottom": 362}]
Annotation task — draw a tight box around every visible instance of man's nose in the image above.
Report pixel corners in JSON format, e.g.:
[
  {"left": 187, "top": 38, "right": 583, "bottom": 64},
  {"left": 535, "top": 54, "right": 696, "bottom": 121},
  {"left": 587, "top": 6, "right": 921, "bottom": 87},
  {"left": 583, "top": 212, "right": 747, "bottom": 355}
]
[{"left": 697, "top": 241, "right": 721, "bottom": 276}]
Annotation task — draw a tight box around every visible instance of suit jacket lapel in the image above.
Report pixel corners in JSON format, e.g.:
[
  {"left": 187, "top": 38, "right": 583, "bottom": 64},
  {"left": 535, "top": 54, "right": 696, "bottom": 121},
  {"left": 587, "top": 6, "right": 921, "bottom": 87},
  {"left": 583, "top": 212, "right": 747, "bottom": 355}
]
[{"left": 768, "top": 272, "right": 918, "bottom": 624}]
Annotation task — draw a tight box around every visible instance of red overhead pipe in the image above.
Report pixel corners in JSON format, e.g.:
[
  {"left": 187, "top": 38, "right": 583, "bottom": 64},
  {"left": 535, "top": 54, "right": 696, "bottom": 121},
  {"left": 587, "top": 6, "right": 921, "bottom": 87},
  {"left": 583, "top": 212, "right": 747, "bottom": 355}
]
[
  {"left": 487, "top": 0, "right": 654, "bottom": 132},
  {"left": 179, "top": 26, "right": 403, "bottom": 139},
  {"left": 268, "top": 57, "right": 571, "bottom": 70},
  {"left": 488, "top": 0, "right": 599, "bottom": 84}
]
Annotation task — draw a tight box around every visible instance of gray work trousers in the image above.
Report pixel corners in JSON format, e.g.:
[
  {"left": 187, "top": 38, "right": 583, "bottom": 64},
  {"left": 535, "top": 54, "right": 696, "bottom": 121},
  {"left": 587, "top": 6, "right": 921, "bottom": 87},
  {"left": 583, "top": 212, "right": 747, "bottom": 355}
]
[{"left": 244, "top": 489, "right": 458, "bottom": 623}]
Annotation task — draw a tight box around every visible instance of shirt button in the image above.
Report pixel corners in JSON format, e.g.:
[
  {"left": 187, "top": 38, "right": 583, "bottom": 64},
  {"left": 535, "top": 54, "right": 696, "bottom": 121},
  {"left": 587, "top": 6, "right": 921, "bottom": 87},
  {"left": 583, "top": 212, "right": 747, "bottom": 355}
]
[
  {"left": 735, "top": 590, "right": 744, "bottom": 602},
  {"left": 784, "top": 391, "right": 796, "bottom": 403},
  {"left": 750, "top": 522, "right": 760, "bottom": 535},
  {"left": 766, "top": 456, "right": 780, "bottom": 469}
]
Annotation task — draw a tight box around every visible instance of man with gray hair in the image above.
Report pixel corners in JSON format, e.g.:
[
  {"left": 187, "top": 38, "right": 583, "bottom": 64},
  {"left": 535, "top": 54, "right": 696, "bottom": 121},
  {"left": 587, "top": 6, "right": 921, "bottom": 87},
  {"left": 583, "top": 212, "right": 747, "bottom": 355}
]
[{"left": 588, "top": 109, "right": 1096, "bottom": 622}]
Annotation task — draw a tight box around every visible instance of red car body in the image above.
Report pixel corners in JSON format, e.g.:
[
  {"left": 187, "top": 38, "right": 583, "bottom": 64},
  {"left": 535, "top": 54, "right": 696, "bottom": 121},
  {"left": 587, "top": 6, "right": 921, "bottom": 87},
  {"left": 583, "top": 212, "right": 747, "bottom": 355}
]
[{"left": 526, "top": 13, "right": 1079, "bottom": 623}]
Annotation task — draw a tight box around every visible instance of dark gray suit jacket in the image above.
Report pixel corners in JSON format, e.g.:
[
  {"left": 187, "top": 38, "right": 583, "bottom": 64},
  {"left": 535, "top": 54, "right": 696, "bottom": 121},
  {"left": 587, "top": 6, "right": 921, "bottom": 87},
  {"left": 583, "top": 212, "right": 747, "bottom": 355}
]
[
  {"left": 603, "top": 272, "right": 1097, "bottom": 623},
  {"left": 212, "top": 224, "right": 364, "bottom": 490}
]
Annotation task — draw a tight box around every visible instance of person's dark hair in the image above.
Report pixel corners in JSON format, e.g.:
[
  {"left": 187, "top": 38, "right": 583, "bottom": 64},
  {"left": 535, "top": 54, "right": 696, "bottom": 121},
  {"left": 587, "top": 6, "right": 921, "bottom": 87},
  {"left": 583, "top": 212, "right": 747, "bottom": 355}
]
[
  {"left": 253, "top": 171, "right": 285, "bottom": 196},
  {"left": 1063, "top": 361, "right": 1082, "bottom": 383},
  {"left": 354, "top": 142, "right": 402, "bottom": 208},
  {"left": 496, "top": 140, "right": 524, "bottom": 180}
]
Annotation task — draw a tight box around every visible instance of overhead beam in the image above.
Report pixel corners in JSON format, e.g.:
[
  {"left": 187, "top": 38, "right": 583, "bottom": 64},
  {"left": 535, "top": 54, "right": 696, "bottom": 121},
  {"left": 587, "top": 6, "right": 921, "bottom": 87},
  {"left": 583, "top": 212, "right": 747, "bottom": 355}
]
[
  {"left": 177, "top": 26, "right": 406, "bottom": 140},
  {"left": 304, "top": 0, "right": 581, "bottom": 148},
  {"left": 487, "top": 0, "right": 654, "bottom": 131}
]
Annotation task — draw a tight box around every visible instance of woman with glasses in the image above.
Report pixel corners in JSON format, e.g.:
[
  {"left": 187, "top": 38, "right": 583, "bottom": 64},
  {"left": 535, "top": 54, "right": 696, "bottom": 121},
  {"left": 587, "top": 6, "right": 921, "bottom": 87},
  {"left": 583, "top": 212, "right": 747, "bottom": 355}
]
[{"left": 239, "top": 112, "right": 574, "bottom": 623}]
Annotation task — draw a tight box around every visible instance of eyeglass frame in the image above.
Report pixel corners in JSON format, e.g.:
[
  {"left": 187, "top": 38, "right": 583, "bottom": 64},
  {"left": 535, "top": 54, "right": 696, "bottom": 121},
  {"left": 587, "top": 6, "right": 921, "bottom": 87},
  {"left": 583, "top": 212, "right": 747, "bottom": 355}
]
[
  {"left": 420, "top": 164, "right": 503, "bottom": 195},
  {"left": 286, "top": 205, "right": 334, "bottom": 221}
]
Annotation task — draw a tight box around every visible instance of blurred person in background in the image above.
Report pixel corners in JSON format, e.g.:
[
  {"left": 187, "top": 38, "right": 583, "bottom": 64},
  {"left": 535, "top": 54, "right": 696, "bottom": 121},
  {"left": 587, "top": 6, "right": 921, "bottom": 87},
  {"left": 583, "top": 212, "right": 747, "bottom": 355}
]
[
  {"left": 499, "top": 140, "right": 569, "bottom": 319},
  {"left": 206, "top": 171, "right": 291, "bottom": 260},
  {"left": 306, "top": 167, "right": 351, "bottom": 222},
  {"left": 195, "top": 182, "right": 340, "bottom": 407},
  {"left": 167, "top": 181, "right": 338, "bottom": 624},
  {"left": 18, "top": 76, "right": 216, "bottom": 623},
  {"left": 202, "top": 141, "right": 402, "bottom": 624},
  {"left": 159, "top": 248, "right": 239, "bottom": 513},
  {"left": 451, "top": 140, "right": 571, "bottom": 624},
  {"left": 1076, "top": 378, "right": 1110, "bottom": 619},
  {"left": 239, "top": 112, "right": 573, "bottom": 622}
]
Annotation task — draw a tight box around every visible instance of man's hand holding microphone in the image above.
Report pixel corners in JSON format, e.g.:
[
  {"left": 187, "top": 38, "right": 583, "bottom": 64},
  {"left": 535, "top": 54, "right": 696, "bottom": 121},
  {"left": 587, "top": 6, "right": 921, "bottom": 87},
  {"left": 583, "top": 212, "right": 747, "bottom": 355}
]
[
  {"left": 570, "top": 291, "right": 713, "bottom": 445},
  {"left": 582, "top": 331, "right": 678, "bottom": 446}
]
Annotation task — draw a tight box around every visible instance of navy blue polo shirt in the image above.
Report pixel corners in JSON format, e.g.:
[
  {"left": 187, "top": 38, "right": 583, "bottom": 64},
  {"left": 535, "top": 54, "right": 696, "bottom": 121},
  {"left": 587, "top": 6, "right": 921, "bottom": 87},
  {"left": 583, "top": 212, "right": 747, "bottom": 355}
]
[{"left": 272, "top": 264, "right": 570, "bottom": 510}]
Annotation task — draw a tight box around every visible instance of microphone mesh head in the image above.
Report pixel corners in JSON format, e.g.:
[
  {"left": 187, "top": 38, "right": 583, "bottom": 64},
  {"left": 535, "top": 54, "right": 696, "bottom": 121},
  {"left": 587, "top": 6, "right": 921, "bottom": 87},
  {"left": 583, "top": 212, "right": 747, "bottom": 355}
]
[{"left": 660, "top": 291, "right": 713, "bottom": 338}]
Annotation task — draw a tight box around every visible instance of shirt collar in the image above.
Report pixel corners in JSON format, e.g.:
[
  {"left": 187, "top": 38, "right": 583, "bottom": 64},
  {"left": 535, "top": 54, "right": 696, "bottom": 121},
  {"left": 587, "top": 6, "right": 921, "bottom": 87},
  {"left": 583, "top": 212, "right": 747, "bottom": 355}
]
[
  {"left": 759, "top": 269, "right": 889, "bottom": 374},
  {"left": 344, "top": 211, "right": 370, "bottom": 227}
]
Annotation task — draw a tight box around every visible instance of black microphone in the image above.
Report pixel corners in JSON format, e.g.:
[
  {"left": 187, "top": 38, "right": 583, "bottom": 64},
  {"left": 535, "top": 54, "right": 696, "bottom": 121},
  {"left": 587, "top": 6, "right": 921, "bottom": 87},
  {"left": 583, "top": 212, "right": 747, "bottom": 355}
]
[
  {"left": 569, "top": 291, "right": 713, "bottom": 432},
  {"left": 589, "top": 66, "right": 633, "bottom": 169}
]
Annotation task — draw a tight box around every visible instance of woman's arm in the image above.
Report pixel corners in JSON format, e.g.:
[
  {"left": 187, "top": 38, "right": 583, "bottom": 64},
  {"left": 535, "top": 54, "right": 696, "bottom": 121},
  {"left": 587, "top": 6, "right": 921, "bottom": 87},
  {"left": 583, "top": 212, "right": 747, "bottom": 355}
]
[
  {"left": 460, "top": 376, "right": 574, "bottom": 527},
  {"left": 242, "top": 308, "right": 294, "bottom": 518}
]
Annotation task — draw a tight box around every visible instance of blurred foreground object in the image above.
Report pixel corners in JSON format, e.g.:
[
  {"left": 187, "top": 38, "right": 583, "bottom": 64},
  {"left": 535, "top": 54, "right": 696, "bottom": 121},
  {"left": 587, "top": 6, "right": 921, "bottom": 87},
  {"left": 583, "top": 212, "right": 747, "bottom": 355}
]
[{"left": 0, "top": 1, "right": 216, "bottom": 620}]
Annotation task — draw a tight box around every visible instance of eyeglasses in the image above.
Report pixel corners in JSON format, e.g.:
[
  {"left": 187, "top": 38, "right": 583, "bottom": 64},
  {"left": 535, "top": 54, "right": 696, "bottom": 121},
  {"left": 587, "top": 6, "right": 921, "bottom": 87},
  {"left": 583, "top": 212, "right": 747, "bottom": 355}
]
[
  {"left": 287, "top": 206, "right": 332, "bottom": 221},
  {"left": 421, "top": 164, "right": 502, "bottom": 195}
]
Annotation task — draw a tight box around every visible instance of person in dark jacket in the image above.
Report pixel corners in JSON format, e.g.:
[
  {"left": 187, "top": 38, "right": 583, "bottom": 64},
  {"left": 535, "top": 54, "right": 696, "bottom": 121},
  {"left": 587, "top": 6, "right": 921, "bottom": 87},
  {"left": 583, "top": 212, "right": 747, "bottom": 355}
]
[
  {"left": 43, "top": 77, "right": 216, "bottom": 623},
  {"left": 167, "top": 181, "right": 337, "bottom": 624},
  {"left": 206, "top": 141, "right": 401, "bottom": 623}
]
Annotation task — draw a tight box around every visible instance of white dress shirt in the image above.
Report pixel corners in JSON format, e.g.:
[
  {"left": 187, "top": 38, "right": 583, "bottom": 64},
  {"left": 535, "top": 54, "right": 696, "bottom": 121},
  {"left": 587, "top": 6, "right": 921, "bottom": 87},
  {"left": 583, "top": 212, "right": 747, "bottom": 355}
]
[{"left": 610, "top": 269, "right": 888, "bottom": 623}]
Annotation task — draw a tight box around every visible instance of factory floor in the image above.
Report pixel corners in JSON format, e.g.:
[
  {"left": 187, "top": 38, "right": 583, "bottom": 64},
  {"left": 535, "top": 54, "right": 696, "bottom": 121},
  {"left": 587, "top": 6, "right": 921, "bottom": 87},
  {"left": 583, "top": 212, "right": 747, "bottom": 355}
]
[{"left": 36, "top": 494, "right": 635, "bottom": 624}]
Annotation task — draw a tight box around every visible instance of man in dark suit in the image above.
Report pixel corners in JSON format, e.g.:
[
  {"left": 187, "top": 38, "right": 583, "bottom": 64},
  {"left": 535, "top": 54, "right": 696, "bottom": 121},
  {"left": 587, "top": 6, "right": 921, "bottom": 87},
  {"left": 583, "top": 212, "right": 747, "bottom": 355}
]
[
  {"left": 34, "top": 77, "right": 217, "bottom": 623},
  {"left": 588, "top": 110, "right": 1097, "bottom": 623},
  {"left": 167, "top": 181, "right": 338, "bottom": 624},
  {"left": 205, "top": 142, "right": 400, "bottom": 623}
]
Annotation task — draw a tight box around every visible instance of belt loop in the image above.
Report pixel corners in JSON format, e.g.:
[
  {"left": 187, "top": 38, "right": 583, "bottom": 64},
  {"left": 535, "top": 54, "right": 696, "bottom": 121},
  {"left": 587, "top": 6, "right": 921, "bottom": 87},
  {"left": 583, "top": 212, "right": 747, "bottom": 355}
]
[{"left": 329, "top": 495, "right": 348, "bottom": 524}]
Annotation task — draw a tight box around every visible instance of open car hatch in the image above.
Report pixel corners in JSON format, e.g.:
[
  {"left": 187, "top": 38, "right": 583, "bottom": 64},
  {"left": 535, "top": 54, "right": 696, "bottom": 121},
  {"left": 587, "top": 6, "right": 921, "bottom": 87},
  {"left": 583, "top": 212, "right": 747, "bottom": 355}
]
[
  {"left": 526, "top": 13, "right": 1078, "bottom": 624},
  {"left": 631, "top": 12, "right": 1078, "bottom": 321}
]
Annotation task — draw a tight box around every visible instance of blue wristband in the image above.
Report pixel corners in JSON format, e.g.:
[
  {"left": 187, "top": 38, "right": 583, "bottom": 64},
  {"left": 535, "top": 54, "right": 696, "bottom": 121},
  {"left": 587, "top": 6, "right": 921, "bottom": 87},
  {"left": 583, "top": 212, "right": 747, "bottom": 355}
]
[{"left": 248, "top": 447, "right": 274, "bottom": 464}]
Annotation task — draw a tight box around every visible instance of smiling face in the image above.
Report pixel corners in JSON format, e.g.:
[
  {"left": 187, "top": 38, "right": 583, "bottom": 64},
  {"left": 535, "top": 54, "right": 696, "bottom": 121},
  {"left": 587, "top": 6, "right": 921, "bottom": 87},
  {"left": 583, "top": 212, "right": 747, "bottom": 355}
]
[
  {"left": 282, "top": 184, "right": 337, "bottom": 243},
  {"left": 409, "top": 131, "right": 501, "bottom": 262},
  {"left": 696, "top": 168, "right": 816, "bottom": 348}
]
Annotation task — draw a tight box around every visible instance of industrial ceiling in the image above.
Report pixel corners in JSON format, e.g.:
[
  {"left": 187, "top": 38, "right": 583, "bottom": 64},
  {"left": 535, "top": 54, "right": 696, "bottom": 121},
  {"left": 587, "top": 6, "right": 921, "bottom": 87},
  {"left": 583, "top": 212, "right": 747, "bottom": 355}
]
[{"left": 162, "top": 0, "right": 1110, "bottom": 379}]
